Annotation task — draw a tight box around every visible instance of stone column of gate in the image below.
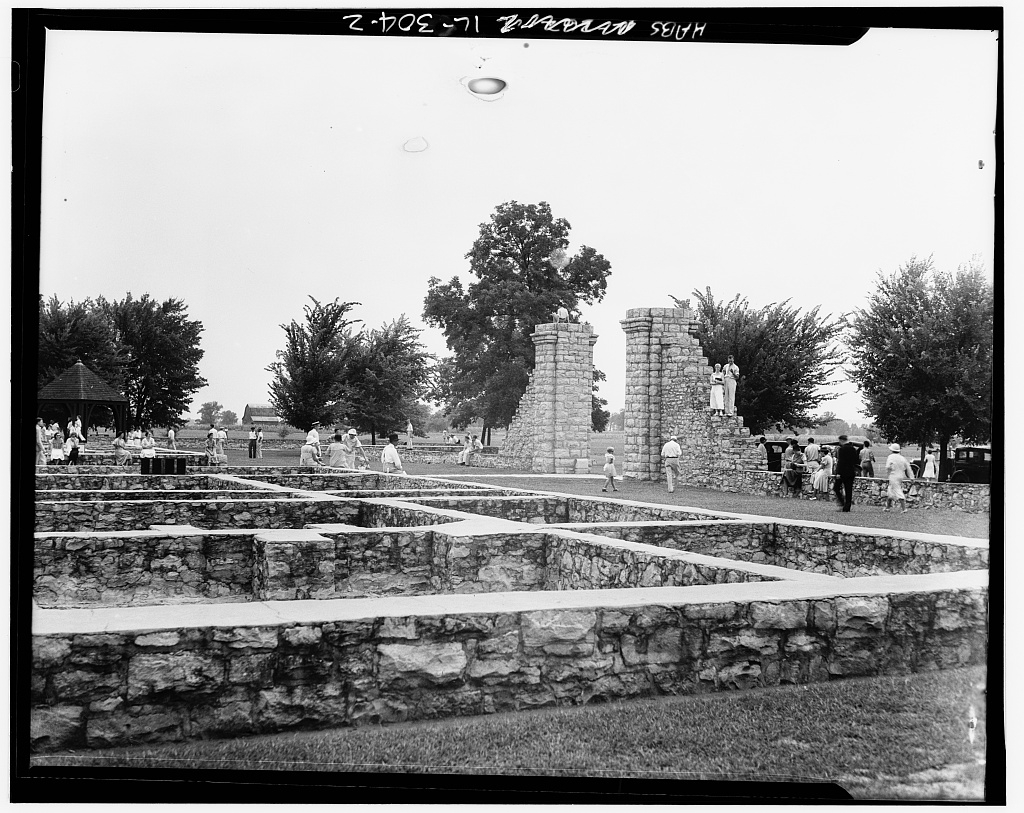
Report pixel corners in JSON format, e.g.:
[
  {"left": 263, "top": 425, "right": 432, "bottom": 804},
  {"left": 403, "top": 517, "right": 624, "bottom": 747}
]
[
  {"left": 621, "top": 310, "right": 661, "bottom": 481},
  {"left": 529, "top": 322, "right": 597, "bottom": 474}
]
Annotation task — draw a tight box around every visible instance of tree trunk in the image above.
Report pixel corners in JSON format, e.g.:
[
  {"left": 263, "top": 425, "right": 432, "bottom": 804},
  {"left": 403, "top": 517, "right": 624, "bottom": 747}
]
[
  {"left": 370, "top": 430, "right": 376, "bottom": 445},
  {"left": 938, "top": 435, "right": 950, "bottom": 481},
  {"left": 919, "top": 436, "right": 927, "bottom": 479}
]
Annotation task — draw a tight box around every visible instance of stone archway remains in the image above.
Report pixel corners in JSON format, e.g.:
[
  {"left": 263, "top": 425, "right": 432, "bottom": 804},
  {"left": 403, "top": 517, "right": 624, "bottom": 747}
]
[{"left": 621, "top": 307, "right": 763, "bottom": 486}]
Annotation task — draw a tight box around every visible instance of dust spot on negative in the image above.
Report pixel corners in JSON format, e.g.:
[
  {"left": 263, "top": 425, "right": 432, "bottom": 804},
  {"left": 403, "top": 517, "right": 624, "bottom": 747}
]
[
  {"left": 402, "top": 137, "right": 429, "bottom": 153},
  {"left": 467, "top": 77, "right": 506, "bottom": 95}
]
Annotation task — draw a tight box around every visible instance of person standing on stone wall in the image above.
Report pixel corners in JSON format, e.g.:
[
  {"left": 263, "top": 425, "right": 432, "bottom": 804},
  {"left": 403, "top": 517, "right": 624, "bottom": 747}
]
[
  {"left": 167, "top": 425, "right": 176, "bottom": 451},
  {"left": 723, "top": 355, "right": 740, "bottom": 416},
  {"left": 709, "top": 364, "right": 725, "bottom": 415},
  {"left": 661, "top": 435, "right": 682, "bottom": 493},
  {"left": 833, "top": 434, "right": 859, "bottom": 512}
]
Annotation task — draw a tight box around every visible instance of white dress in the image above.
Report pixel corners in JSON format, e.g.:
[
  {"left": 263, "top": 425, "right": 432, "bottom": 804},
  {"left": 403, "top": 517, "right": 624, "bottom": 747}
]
[
  {"left": 922, "top": 454, "right": 937, "bottom": 479},
  {"left": 710, "top": 373, "right": 725, "bottom": 411}
]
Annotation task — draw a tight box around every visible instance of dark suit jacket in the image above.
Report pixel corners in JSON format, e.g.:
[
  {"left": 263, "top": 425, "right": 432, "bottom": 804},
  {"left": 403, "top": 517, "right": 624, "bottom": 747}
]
[{"left": 836, "top": 443, "right": 860, "bottom": 476}]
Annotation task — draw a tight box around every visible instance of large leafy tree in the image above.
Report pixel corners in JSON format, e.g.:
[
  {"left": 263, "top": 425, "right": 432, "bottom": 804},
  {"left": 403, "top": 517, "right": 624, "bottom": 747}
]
[
  {"left": 673, "top": 288, "right": 845, "bottom": 434},
  {"left": 424, "top": 200, "right": 612, "bottom": 435},
  {"left": 38, "top": 295, "right": 123, "bottom": 390},
  {"left": 100, "top": 294, "right": 208, "bottom": 430},
  {"left": 198, "top": 401, "right": 224, "bottom": 425},
  {"left": 343, "top": 316, "right": 434, "bottom": 444},
  {"left": 266, "top": 298, "right": 361, "bottom": 432},
  {"left": 846, "top": 256, "right": 993, "bottom": 471},
  {"left": 592, "top": 369, "right": 610, "bottom": 433}
]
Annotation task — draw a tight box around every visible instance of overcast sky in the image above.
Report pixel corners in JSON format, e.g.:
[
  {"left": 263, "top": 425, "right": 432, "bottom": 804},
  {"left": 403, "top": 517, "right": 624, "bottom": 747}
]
[{"left": 38, "top": 22, "right": 997, "bottom": 424}]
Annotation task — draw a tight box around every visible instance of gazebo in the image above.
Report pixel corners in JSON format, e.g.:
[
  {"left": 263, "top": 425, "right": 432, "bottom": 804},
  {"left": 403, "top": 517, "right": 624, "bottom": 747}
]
[{"left": 37, "top": 361, "right": 129, "bottom": 435}]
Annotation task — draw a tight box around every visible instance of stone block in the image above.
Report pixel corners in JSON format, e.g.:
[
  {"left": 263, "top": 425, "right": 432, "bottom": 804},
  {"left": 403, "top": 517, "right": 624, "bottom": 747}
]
[
  {"left": 521, "top": 609, "right": 596, "bottom": 656},
  {"left": 750, "top": 601, "right": 808, "bottom": 630},
  {"left": 127, "top": 651, "right": 224, "bottom": 700},
  {"left": 31, "top": 705, "right": 84, "bottom": 751},
  {"left": 377, "top": 642, "right": 467, "bottom": 685}
]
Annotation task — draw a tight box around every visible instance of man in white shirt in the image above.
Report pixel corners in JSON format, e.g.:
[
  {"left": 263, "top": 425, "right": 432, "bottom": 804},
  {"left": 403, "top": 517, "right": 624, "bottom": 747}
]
[
  {"left": 381, "top": 433, "right": 405, "bottom": 474},
  {"left": 803, "top": 437, "right": 820, "bottom": 471},
  {"left": 723, "top": 355, "right": 740, "bottom": 416},
  {"left": 167, "top": 426, "right": 176, "bottom": 451},
  {"left": 661, "top": 435, "right": 682, "bottom": 493}
]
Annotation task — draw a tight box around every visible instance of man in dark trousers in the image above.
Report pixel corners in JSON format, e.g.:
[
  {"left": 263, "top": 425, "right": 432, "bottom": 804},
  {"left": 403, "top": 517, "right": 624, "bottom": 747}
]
[{"left": 833, "top": 435, "right": 860, "bottom": 512}]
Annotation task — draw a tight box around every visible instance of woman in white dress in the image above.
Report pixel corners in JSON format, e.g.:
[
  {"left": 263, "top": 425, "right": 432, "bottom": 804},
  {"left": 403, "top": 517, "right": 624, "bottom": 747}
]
[
  {"left": 884, "top": 443, "right": 914, "bottom": 512},
  {"left": 709, "top": 364, "right": 725, "bottom": 415},
  {"left": 809, "top": 448, "right": 833, "bottom": 498},
  {"left": 922, "top": 450, "right": 937, "bottom": 481}
]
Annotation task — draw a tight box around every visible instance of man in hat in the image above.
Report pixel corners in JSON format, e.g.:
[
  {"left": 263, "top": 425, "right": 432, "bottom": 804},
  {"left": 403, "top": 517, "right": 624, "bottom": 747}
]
[
  {"left": 661, "top": 435, "right": 682, "bottom": 493},
  {"left": 833, "top": 435, "right": 860, "bottom": 512},
  {"left": 306, "top": 421, "right": 321, "bottom": 458}
]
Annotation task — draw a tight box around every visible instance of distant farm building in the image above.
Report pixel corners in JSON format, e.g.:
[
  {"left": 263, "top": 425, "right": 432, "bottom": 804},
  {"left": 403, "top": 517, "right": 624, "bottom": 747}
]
[{"left": 242, "top": 404, "right": 283, "bottom": 426}]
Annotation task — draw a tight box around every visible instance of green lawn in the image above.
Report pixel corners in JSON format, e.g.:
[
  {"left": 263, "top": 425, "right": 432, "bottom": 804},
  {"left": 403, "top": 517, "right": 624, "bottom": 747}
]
[{"left": 33, "top": 666, "right": 989, "bottom": 801}]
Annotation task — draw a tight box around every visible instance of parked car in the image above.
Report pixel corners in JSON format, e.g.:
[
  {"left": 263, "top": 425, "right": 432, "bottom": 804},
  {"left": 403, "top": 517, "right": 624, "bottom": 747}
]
[{"left": 948, "top": 446, "right": 991, "bottom": 484}]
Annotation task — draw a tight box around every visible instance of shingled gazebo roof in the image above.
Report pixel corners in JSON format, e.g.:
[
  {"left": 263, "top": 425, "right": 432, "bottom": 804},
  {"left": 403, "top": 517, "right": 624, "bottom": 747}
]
[{"left": 38, "top": 361, "right": 127, "bottom": 402}]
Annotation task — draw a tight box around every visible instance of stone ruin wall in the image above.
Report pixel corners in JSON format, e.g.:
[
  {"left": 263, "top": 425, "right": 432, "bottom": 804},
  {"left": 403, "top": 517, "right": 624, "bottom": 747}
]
[
  {"left": 498, "top": 322, "right": 597, "bottom": 474},
  {"left": 622, "top": 307, "right": 764, "bottom": 486}
]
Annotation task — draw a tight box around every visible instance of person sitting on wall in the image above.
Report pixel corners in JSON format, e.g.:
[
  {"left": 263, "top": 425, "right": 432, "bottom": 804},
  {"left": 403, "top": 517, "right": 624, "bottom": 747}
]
[
  {"left": 781, "top": 438, "right": 806, "bottom": 497},
  {"left": 112, "top": 431, "right": 131, "bottom": 466},
  {"left": 300, "top": 437, "right": 321, "bottom": 467},
  {"left": 381, "top": 433, "right": 406, "bottom": 474},
  {"left": 459, "top": 434, "right": 483, "bottom": 466}
]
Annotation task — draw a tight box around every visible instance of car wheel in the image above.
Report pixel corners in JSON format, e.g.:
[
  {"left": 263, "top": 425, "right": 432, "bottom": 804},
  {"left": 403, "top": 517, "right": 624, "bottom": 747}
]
[{"left": 951, "top": 471, "right": 969, "bottom": 483}]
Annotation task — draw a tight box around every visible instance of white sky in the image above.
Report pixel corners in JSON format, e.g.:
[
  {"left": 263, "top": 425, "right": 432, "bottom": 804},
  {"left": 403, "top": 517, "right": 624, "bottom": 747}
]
[{"left": 38, "top": 23, "right": 997, "bottom": 423}]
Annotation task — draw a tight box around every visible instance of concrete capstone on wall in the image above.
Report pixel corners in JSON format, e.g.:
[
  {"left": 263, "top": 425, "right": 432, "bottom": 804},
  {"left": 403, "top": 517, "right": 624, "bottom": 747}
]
[
  {"left": 498, "top": 322, "right": 598, "bottom": 474},
  {"left": 621, "top": 307, "right": 764, "bottom": 486}
]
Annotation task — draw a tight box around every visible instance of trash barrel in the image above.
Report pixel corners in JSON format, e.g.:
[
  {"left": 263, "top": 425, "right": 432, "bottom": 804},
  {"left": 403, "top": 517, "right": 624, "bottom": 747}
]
[
  {"left": 140, "top": 457, "right": 152, "bottom": 474},
  {"left": 176, "top": 457, "right": 187, "bottom": 475}
]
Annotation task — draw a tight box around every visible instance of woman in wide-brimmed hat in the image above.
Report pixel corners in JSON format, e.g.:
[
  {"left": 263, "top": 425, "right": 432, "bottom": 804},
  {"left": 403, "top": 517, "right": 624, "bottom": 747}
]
[{"left": 884, "top": 443, "right": 914, "bottom": 512}]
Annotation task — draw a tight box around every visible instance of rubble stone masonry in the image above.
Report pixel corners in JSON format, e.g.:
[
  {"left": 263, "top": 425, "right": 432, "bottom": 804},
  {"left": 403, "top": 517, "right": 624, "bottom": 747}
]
[{"left": 621, "top": 307, "right": 763, "bottom": 487}]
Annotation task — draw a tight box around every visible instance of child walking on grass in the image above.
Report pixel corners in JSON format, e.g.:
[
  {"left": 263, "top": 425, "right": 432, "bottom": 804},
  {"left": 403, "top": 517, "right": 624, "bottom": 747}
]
[{"left": 602, "top": 447, "right": 619, "bottom": 492}]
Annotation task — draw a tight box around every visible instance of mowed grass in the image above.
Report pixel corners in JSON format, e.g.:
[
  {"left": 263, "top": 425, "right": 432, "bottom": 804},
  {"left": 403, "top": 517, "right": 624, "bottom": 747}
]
[
  {"left": 34, "top": 666, "right": 989, "bottom": 801},
  {"left": 215, "top": 436, "right": 988, "bottom": 540}
]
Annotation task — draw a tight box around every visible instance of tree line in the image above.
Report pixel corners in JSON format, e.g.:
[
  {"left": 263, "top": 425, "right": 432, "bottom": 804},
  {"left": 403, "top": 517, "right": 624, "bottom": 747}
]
[{"left": 39, "top": 201, "right": 993, "bottom": 460}]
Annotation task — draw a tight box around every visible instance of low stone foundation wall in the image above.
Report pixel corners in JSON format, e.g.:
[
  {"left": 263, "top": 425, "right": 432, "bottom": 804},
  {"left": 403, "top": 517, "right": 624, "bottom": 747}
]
[
  {"left": 554, "top": 520, "right": 988, "bottom": 578},
  {"left": 35, "top": 530, "right": 256, "bottom": 608},
  {"left": 543, "top": 532, "right": 784, "bottom": 591},
  {"left": 30, "top": 574, "right": 988, "bottom": 751},
  {"left": 35, "top": 474, "right": 262, "bottom": 491},
  {"left": 35, "top": 497, "right": 362, "bottom": 533},
  {"left": 736, "top": 470, "right": 990, "bottom": 513}
]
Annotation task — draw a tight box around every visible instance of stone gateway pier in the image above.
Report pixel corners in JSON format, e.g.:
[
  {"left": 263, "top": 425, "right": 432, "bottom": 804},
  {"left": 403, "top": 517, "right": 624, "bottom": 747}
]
[
  {"left": 622, "top": 307, "right": 762, "bottom": 486},
  {"left": 499, "top": 322, "right": 597, "bottom": 474}
]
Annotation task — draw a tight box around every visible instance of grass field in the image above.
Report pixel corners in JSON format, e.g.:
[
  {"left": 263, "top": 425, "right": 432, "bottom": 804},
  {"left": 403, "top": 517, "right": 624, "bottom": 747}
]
[{"left": 34, "top": 666, "right": 989, "bottom": 801}]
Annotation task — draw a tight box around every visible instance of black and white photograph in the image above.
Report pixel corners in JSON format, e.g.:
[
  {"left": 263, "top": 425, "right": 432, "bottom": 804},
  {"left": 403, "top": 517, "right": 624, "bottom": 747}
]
[{"left": 13, "top": 3, "right": 1005, "bottom": 804}]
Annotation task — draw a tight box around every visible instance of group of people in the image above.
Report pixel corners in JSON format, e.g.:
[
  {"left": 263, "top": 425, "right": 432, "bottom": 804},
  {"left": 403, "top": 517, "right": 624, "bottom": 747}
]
[
  {"left": 709, "top": 356, "right": 740, "bottom": 416},
  {"left": 205, "top": 424, "right": 229, "bottom": 466},
  {"left": 756, "top": 434, "right": 925, "bottom": 513},
  {"left": 35, "top": 416, "right": 87, "bottom": 465},
  {"left": 299, "top": 423, "right": 405, "bottom": 474},
  {"left": 246, "top": 426, "right": 265, "bottom": 459}
]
